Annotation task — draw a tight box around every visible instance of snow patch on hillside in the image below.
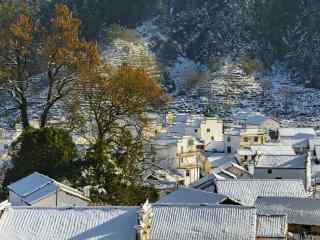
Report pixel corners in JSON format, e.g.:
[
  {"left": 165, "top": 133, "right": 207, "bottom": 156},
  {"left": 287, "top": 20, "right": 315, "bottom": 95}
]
[{"left": 169, "top": 57, "right": 207, "bottom": 91}]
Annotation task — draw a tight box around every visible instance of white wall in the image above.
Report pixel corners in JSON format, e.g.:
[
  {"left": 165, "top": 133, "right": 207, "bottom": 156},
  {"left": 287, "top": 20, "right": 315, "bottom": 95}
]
[
  {"left": 224, "top": 135, "right": 240, "bottom": 154},
  {"left": 9, "top": 191, "right": 28, "bottom": 206},
  {"left": 9, "top": 190, "right": 89, "bottom": 207},
  {"left": 254, "top": 168, "right": 305, "bottom": 182},
  {"left": 178, "top": 168, "right": 200, "bottom": 186},
  {"left": 57, "top": 190, "right": 89, "bottom": 207},
  {"left": 200, "top": 118, "right": 224, "bottom": 146},
  {"left": 153, "top": 143, "right": 177, "bottom": 169}
]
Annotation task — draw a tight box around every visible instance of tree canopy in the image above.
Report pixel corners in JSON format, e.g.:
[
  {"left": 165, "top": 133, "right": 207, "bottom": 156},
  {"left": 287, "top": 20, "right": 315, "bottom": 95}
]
[{"left": 4, "top": 127, "right": 78, "bottom": 187}]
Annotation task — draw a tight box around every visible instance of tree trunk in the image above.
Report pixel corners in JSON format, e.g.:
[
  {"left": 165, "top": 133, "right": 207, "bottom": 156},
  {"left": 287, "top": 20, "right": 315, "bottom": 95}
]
[
  {"left": 40, "top": 107, "right": 50, "bottom": 128},
  {"left": 20, "top": 99, "right": 29, "bottom": 129}
]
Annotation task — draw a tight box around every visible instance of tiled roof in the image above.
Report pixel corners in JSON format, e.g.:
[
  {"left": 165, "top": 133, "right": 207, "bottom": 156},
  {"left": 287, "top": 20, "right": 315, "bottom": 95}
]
[
  {"left": 251, "top": 145, "right": 296, "bottom": 156},
  {"left": 256, "top": 155, "right": 305, "bottom": 169},
  {"left": 190, "top": 174, "right": 216, "bottom": 192},
  {"left": 151, "top": 205, "right": 257, "bottom": 240},
  {"left": 256, "top": 197, "right": 320, "bottom": 226},
  {"left": 215, "top": 179, "right": 307, "bottom": 206},
  {"left": 256, "top": 214, "right": 287, "bottom": 238},
  {"left": 156, "top": 188, "right": 227, "bottom": 205},
  {"left": 8, "top": 172, "right": 53, "bottom": 198},
  {"left": 0, "top": 207, "right": 138, "bottom": 240}
]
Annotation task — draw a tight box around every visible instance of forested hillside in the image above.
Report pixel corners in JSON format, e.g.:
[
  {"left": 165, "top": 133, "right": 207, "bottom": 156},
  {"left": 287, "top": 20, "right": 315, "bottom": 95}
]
[{"left": 20, "top": 0, "right": 320, "bottom": 87}]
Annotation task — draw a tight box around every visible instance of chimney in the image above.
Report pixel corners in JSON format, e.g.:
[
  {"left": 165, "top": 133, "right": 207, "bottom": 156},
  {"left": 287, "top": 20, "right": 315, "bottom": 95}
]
[
  {"left": 137, "top": 199, "right": 153, "bottom": 240},
  {"left": 248, "top": 152, "right": 259, "bottom": 176},
  {"left": 248, "top": 160, "right": 255, "bottom": 176},
  {"left": 305, "top": 152, "right": 312, "bottom": 192}
]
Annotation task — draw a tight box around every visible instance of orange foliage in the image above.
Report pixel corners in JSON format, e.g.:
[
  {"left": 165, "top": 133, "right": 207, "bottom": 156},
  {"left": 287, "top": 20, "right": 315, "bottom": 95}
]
[
  {"left": 109, "top": 65, "right": 163, "bottom": 108},
  {"left": 9, "top": 15, "right": 33, "bottom": 43},
  {"left": 43, "top": 4, "right": 100, "bottom": 73}
]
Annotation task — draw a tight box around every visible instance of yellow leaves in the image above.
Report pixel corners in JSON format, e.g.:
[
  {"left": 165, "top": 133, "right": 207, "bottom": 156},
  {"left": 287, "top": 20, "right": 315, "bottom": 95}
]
[
  {"left": 51, "top": 4, "right": 80, "bottom": 48},
  {"left": 9, "top": 14, "right": 33, "bottom": 43}
]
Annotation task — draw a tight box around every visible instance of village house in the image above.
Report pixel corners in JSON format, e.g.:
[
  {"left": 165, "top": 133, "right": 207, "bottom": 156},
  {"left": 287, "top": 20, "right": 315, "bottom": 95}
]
[
  {"left": 156, "top": 187, "right": 235, "bottom": 205},
  {"left": 151, "top": 135, "right": 202, "bottom": 186},
  {"left": 252, "top": 155, "right": 308, "bottom": 182},
  {"left": 256, "top": 197, "right": 320, "bottom": 239},
  {"left": 256, "top": 214, "right": 288, "bottom": 240},
  {"left": 187, "top": 117, "right": 224, "bottom": 149},
  {"left": 224, "top": 127, "right": 241, "bottom": 154},
  {"left": 0, "top": 199, "right": 288, "bottom": 240},
  {"left": 236, "top": 112, "right": 280, "bottom": 134},
  {"left": 214, "top": 179, "right": 308, "bottom": 206},
  {"left": 0, "top": 206, "right": 138, "bottom": 240},
  {"left": 278, "top": 128, "right": 316, "bottom": 154},
  {"left": 240, "top": 128, "right": 267, "bottom": 149},
  {"left": 6, "top": 172, "right": 90, "bottom": 207},
  {"left": 224, "top": 127, "right": 266, "bottom": 154},
  {"left": 176, "top": 136, "right": 202, "bottom": 186}
]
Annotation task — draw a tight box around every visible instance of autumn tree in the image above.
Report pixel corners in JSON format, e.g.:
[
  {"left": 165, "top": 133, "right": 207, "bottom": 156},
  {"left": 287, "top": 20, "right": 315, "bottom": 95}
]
[
  {"left": 0, "top": 3, "right": 99, "bottom": 129},
  {"left": 0, "top": 5, "right": 34, "bottom": 129},
  {"left": 72, "top": 65, "right": 165, "bottom": 204}
]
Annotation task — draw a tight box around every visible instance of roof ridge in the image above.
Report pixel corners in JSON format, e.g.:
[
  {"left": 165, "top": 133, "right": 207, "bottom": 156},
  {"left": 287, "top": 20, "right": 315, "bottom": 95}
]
[
  {"left": 216, "top": 179, "right": 304, "bottom": 182},
  {"left": 152, "top": 204, "right": 256, "bottom": 210}
]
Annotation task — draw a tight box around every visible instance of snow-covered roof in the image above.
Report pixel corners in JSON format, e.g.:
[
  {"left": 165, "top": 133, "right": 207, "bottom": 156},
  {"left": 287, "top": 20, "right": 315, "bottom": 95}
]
[
  {"left": 240, "top": 128, "right": 264, "bottom": 136},
  {"left": 279, "top": 138, "right": 309, "bottom": 147},
  {"left": 190, "top": 174, "right": 216, "bottom": 192},
  {"left": 168, "top": 122, "right": 187, "bottom": 136},
  {"left": 256, "top": 155, "right": 305, "bottom": 169},
  {"left": 0, "top": 207, "right": 138, "bottom": 240},
  {"left": 8, "top": 172, "right": 53, "bottom": 198},
  {"left": 151, "top": 205, "right": 257, "bottom": 240},
  {"left": 245, "top": 114, "right": 269, "bottom": 125},
  {"left": 256, "top": 214, "right": 287, "bottom": 238},
  {"left": 251, "top": 145, "right": 296, "bottom": 156},
  {"left": 237, "top": 149, "right": 254, "bottom": 156},
  {"left": 256, "top": 197, "right": 320, "bottom": 226},
  {"left": 156, "top": 188, "right": 227, "bottom": 205},
  {"left": 225, "top": 127, "right": 241, "bottom": 136},
  {"left": 215, "top": 179, "right": 307, "bottom": 206},
  {"left": 7, "top": 172, "right": 89, "bottom": 205},
  {"left": 279, "top": 128, "right": 316, "bottom": 138},
  {"left": 208, "top": 154, "right": 236, "bottom": 169}
]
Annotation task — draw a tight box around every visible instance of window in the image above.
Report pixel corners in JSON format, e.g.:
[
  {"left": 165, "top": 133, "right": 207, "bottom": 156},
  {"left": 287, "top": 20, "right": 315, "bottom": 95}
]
[
  {"left": 211, "top": 136, "right": 214, "bottom": 141},
  {"left": 186, "top": 170, "right": 190, "bottom": 177},
  {"left": 227, "top": 146, "right": 232, "bottom": 154},
  {"left": 243, "top": 137, "right": 249, "bottom": 142},
  {"left": 181, "top": 158, "right": 184, "bottom": 163},
  {"left": 227, "top": 137, "right": 231, "bottom": 142},
  {"left": 268, "top": 169, "right": 272, "bottom": 174},
  {"left": 207, "top": 128, "right": 210, "bottom": 133},
  {"left": 188, "top": 139, "right": 194, "bottom": 146},
  {"left": 244, "top": 155, "right": 248, "bottom": 161},
  {"left": 194, "top": 129, "right": 198, "bottom": 133},
  {"left": 254, "top": 137, "right": 259, "bottom": 142}
]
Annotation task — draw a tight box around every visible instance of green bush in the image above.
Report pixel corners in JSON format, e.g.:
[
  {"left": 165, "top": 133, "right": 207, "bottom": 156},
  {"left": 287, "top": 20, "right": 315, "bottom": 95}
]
[
  {"left": 239, "top": 56, "right": 263, "bottom": 75},
  {"left": 4, "top": 127, "right": 78, "bottom": 188}
]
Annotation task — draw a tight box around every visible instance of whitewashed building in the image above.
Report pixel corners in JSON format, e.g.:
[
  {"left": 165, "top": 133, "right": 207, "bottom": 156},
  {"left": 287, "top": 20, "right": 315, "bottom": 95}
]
[
  {"left": 151, "top": 135, "right": 201, "bottom": 186},
  {"left": 7, "top": 172, "right": 90, "bottom": 207},
  {"left": 279, "top": 128, "right": 316, "bottom": 154}
]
